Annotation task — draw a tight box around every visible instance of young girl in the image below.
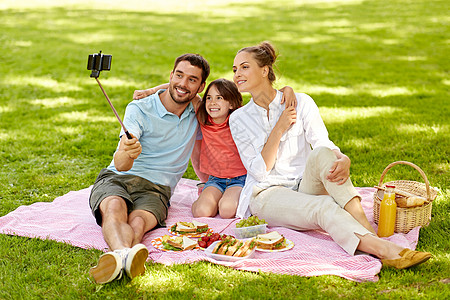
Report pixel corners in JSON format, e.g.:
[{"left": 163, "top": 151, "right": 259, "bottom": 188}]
[{"left": 191, "top": 78, "right": 247, "bottom": 218}]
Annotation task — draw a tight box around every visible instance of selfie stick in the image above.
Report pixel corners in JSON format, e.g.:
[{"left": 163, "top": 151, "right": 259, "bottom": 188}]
[
  {"left": 94, "top": 78, "right": 133, "bottom": 139},
  {"left": 88, "top": 51, "right": 132, "bottom": 139}
]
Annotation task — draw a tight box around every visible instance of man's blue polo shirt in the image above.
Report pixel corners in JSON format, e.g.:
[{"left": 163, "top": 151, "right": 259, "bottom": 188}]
[{"left": 107, "top": 89, "right": 198, "bottom": 193}]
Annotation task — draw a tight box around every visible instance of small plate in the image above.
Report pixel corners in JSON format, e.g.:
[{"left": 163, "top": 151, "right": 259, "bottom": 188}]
[
  {"left": 151, "top": 236, "right": 199, "bottom": 252},
  {"left": 255, "top": 238, "right": 294, "bottom": 252},
  {"left": 204, "top": 240, "right": 255, "bottom": 262}
]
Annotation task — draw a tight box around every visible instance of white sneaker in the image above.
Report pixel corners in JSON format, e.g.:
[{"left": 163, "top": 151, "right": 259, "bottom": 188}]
[
  {"left": 89, "top": 251, "right": 123, "bottom": 284},
  {"left": 120, "top": 244, "right": 148, "bottom": 279}
]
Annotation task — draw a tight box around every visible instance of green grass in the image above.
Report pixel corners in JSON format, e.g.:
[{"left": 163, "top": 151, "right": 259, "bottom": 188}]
[{"left": 0, "top": 0, "right": 449, "bottom": 298}]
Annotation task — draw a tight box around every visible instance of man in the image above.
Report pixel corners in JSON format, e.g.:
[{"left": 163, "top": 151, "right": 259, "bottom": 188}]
[{"left": 89, "top": 54, "right": 210, "bottom": 284}]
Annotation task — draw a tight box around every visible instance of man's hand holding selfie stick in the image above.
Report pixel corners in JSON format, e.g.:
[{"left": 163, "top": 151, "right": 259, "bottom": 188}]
[{"left": 113, "top": 132, "right": 142, "bottom": 171}]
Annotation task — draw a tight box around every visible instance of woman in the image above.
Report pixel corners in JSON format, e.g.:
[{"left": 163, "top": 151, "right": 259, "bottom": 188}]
[{"left": 229, "top": 41, "right": 431, "bottom": 269}]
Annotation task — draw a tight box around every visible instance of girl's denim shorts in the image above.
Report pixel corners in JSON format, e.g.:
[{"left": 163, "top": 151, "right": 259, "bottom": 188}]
[{"left": 203, "top": 174, "right": 247, "bottom": 193}]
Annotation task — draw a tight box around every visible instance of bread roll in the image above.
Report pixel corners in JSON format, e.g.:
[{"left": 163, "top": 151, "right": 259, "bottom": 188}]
[{"left": 396, "top": 196, "right": 425, "bottom": 208}]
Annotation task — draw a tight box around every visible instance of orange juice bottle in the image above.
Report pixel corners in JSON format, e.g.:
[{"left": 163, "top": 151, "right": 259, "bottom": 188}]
[{"left": 377, "top": 185, "right": 397, "bottom": 237}]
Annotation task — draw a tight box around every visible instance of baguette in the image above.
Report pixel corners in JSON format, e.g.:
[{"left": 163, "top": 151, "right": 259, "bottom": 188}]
[
  {"left": 396, "top": 196, "right": 425, "bottom": 208},
  {"left": 375, "top": 186, "right": 427, "bottom": 201}
]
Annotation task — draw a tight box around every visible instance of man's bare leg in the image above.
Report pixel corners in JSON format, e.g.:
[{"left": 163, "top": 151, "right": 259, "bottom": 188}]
[
  {"left": 128, "top": 209, "right": 158, "bottom": 246},
  {"left": 90, "top": 196, "right": 152, "bottom": 283},
  {"left": 99, "top": 196, "right": 135, "bottom": 250}
]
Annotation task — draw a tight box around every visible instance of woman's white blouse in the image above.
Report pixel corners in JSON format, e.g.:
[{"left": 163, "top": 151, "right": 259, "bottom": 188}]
[{"left": 229, "top": 90, "right": 339, "bottom": 218}]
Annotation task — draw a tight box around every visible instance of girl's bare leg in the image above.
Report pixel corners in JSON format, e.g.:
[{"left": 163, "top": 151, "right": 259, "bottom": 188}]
[
  {"left": 191, "top": 186, "right": 222, "bottom": 217},
  {"left": 218, "top": 186, "right": 242, "bottom": 219}
]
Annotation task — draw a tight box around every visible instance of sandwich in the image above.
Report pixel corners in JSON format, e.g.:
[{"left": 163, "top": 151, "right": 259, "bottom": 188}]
[
  {"left": 255, "top": 231, "right": 285, "bottom": 250},
  {"left": 170, "top": 220, "right": 209, "bottom": 235},
  {"left": 212, "top": 237, "right": 256, "bottom": 257},
  {"left": 233, "top": 239, "right": 257, "bottom": 257},
  {"left": 214, "top": 236, "right": 239, "bottom": 255},
  {"left": 173, "top": 222, "right": 196, "bottom": 233},
  {"left": 161, "top": 235, "right": 197, "bottom": 251},
  {"left": 192, "top": 220, "right": 208, "bottom": 230}
]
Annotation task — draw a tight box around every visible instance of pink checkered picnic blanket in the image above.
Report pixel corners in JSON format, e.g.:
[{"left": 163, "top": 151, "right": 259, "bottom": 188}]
[{"left": 0, "top": 178, "right": 420, "bottom": 282}]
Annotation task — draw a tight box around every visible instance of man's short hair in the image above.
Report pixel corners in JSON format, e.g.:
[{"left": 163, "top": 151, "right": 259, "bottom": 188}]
[{"left": 173, "top": 54, "right": 210, "bottom": 84}]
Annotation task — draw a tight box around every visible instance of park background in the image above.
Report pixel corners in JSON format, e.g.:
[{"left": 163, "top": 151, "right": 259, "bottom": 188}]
[{"left": 0, "top": 0, "right": 448, "bottom": 298}]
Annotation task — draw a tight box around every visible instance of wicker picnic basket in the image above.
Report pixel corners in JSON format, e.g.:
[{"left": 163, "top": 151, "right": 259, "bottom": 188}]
[{"left": 373, "top": 161, "right": 438, "bottom": 234}]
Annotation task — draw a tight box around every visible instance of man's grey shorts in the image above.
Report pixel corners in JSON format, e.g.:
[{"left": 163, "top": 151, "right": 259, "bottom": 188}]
[{"left": 89, "top": 169, "right": 171, "bottom": 227}]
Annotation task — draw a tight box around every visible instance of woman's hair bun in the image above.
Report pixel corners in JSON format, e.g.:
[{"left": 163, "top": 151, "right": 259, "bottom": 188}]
[{"left": 259, "top": 41, "right": 277, "bottom": 64}]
